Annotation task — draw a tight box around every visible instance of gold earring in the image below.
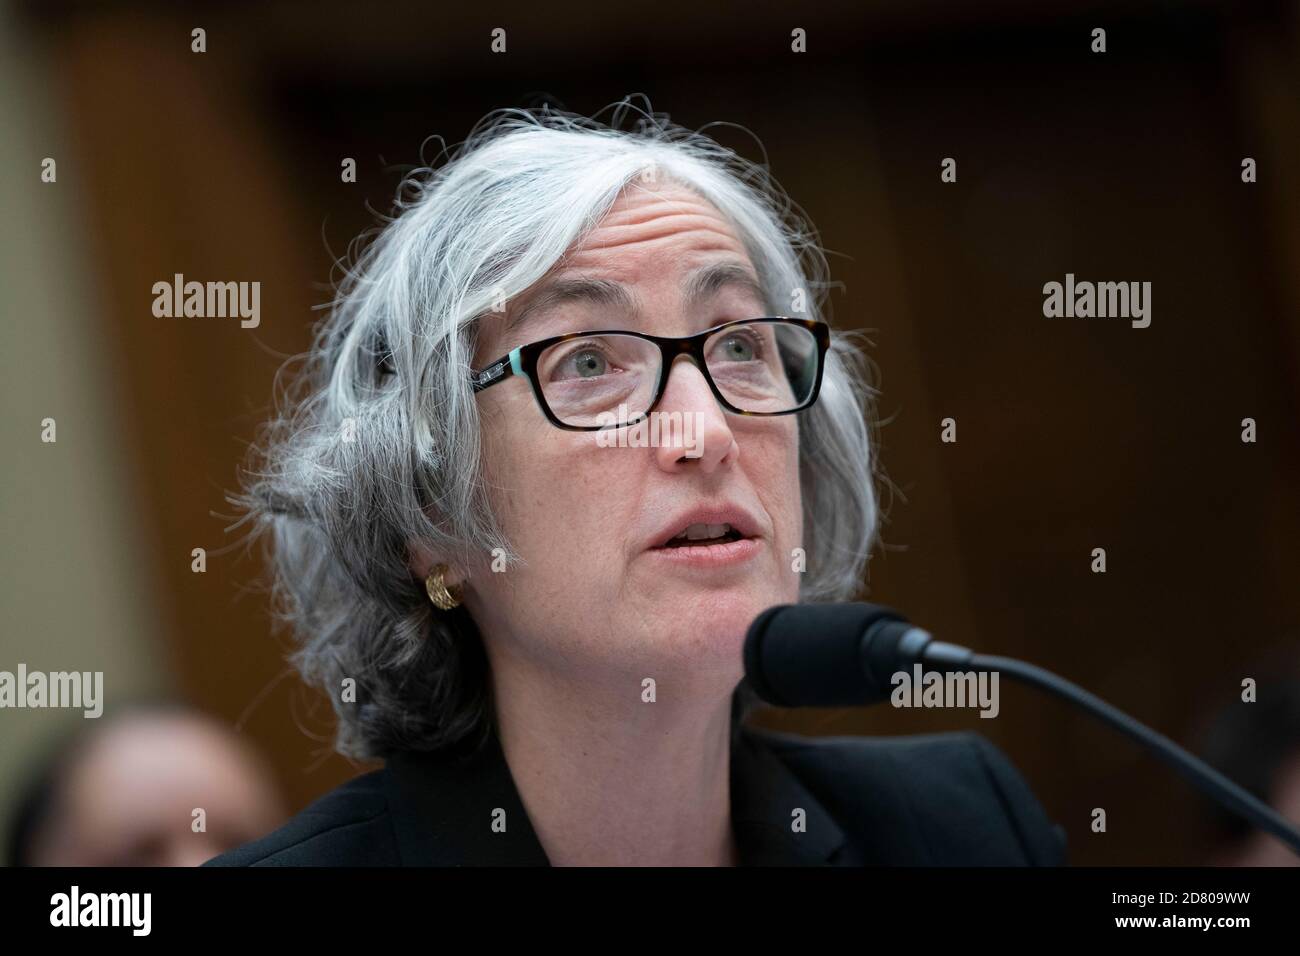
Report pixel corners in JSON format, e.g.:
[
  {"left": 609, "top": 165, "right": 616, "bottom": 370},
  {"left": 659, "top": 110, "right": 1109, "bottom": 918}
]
[{"left": 425, "top": 564, "right": 462, "bottom": 611}]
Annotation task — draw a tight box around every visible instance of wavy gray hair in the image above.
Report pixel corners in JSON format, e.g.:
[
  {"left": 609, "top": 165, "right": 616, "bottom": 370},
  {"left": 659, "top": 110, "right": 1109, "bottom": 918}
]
[{"left": 239, "top": 104, "right": 880, "bottom": 759}]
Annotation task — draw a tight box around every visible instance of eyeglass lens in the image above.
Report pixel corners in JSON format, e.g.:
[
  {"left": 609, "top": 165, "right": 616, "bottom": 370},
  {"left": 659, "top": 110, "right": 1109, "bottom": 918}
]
[{"left": 535, "top": 320, "right": 818, "bottom": 427}]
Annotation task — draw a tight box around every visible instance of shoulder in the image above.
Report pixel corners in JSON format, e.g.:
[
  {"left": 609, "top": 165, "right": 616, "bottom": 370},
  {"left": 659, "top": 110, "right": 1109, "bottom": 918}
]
[
  {"left": 747, "top": 726, "right": 1068, "bottom": 865},
  {"left": 202, "top": 768, "right": 397, "bottom": 867}
]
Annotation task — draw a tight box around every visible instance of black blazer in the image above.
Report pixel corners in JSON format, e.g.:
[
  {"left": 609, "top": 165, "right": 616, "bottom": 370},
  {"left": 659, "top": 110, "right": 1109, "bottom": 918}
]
[{"left": 204, "top": 722, "right": 1066, "bottom": 866}]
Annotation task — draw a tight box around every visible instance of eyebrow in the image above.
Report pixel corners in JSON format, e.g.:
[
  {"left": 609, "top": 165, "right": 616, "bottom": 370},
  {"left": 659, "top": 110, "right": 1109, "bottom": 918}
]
[
  {"left": 681, "top": 261, "right": 769, "bottom": 314},
  {"left": 505, "top": 277, "right": 636, "bottom": 338},
  {"left": 503, "top": 261, "right": 769, "bottom": 341}
]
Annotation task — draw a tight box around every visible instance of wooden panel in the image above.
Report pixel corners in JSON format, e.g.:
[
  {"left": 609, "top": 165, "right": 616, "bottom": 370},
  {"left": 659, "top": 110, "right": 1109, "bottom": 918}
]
[{"left": 26, "top": 0, "right": 1300, "bottom": 864}]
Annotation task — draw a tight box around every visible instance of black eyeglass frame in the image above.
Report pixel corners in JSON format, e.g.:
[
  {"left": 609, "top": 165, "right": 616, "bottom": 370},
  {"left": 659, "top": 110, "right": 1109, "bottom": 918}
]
[{"left": 470, "top": 317, "right": 830, "bottom": 432}]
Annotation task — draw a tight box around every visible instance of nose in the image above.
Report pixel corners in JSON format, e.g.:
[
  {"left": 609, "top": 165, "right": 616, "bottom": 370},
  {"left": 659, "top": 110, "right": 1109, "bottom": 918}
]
[{"left": 652, "top": 356, "right": 739, "bottom": 473}]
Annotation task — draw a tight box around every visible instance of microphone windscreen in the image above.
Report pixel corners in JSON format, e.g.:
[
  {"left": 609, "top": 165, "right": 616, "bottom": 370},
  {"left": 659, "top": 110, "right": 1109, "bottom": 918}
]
[{"left": 743, "top": 602, "right": 907, "bottom": 707}]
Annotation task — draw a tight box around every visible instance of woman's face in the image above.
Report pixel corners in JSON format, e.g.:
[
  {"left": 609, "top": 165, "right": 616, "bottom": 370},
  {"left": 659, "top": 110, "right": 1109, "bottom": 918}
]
[{"left": 464, "top": 182, "right": 804, "bottom": 696}]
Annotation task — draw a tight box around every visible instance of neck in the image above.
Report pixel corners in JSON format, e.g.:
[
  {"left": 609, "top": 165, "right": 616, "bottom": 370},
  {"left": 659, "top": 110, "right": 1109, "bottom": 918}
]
[{"left": 488, "top": 647, "right": 740, "bottom": 866}]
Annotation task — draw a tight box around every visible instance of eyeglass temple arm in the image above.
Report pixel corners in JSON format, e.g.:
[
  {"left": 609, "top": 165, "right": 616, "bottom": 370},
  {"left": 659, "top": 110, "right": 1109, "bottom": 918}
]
[{"left": 470, "top": 348, "right": 523, "bottom": 393}]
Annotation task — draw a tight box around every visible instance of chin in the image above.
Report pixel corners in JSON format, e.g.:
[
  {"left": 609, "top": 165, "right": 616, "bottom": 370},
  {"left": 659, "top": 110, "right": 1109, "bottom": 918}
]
[{"left": 664, "top": 585, "right": 782, "bottom": 653}]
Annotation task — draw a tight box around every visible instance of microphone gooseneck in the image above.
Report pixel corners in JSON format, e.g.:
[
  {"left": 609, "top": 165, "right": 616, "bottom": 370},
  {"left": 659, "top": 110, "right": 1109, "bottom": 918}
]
[{"left": 743, "top": 601, "right": 1300, "bottom": 857}]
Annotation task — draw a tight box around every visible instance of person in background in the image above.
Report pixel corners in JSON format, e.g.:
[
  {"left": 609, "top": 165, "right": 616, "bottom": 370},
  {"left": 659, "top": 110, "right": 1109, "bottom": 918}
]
[
  {"left": 1198, "top": 674, "right": 1300, "bottom": 866},
  {"left": 6, "top": 702, "right": 286, "bottom": 867}
]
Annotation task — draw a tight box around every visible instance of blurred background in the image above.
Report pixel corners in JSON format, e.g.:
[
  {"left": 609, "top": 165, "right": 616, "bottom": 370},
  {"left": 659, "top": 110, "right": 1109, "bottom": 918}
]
[{"left": 1, "top": 0, "right": 1297, "bottom": 865}]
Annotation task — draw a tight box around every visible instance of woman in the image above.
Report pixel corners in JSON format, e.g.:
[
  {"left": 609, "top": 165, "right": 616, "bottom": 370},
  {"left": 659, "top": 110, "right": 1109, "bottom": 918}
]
[{"left": 206, "top": 105, "right": 1065, "bottom": 867}]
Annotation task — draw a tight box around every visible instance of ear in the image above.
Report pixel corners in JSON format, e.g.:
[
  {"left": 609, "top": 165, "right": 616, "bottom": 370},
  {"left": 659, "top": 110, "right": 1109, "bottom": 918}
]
[
  {"left": 408, "top": 539, "right": 480, "bottom": 590},
  {"left": 406, "top": 539, "right": 446, "bottom": 582}
]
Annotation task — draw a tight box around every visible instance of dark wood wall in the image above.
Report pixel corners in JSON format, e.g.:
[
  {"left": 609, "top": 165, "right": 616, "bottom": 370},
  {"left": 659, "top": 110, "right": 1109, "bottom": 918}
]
[{"left": 21, "top": 0, "right": 1300, "bottom": 864}]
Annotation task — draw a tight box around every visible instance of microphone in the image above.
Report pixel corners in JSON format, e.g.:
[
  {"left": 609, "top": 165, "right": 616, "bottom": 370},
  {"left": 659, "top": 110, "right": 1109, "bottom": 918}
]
[
  {"left": 744, "top": 601, "right": 964, "bottom": 707},
  {"left": 743, "top": 601, "right": 1300, "bottom": 856}
]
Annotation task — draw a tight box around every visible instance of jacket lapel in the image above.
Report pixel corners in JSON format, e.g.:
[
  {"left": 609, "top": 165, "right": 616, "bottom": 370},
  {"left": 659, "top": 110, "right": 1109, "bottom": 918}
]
[
  {"left": 730, "top": 725, "right": 849, "bottom": 865},
  {"left": 384, "top": 727, "right": 551, "bottom": 866}
]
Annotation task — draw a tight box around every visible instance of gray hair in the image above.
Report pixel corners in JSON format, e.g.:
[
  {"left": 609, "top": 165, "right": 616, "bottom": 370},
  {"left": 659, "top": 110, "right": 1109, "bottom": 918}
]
[{"left": 238, "top": 104, "right": 880, "bottom": 759}]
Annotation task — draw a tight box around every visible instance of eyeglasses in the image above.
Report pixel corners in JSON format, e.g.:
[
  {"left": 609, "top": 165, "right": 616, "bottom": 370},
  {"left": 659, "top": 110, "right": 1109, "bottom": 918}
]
[{"left": 470, "top": 317, "right": 829, "bottom": 431}]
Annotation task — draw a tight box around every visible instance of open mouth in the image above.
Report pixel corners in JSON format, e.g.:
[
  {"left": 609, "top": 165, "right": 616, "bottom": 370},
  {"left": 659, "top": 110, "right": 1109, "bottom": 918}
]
[{"left": 656, "top": 523, "right": 747, "bottom": 548}]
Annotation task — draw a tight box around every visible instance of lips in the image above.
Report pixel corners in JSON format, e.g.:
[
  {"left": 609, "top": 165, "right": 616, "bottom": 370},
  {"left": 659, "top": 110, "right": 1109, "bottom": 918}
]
[
  {"left": 647, "top": 505, "right": 761, "bottom": 551},
  {"left": 663, "top": 522, "right": 743, "bottom": 547}
]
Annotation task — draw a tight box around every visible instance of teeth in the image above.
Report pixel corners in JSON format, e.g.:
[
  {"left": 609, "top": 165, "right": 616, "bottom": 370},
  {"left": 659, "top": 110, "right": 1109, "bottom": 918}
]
[{"left": 672, "top": 523, "right": 732, "bottom": 541}]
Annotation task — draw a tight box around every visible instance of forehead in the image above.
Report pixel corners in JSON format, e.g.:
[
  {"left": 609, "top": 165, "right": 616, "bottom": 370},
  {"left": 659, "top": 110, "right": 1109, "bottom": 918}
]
[
  {"left": 489, "top": 183, "right": 768, "bottom": 350},
  {"left": 568, "top": 182, "right": 749, "bottom": 264}
]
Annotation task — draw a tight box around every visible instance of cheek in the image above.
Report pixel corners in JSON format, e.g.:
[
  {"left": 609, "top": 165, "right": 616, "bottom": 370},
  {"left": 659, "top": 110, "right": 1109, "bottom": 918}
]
[
  {"left": 747, "top": 421, "right": 803, "bottom": 534},
  {"left": 483, "top": 420, "right": 628, "bottom": 560},
  {"left": 787, "top": 426, "right": 804, "bottom": 536}
]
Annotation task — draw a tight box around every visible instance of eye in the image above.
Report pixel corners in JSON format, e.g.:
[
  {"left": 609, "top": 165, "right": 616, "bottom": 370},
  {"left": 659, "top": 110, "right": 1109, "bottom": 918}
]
[
  {"left": 570, "top": 348, "right": 607, "bottom": 378},
  {"left": 547, "top": 343, "right": 615, "bottom": 382},
  {"left": 713, "top": 329, "right": 762, "bottom": 362}
]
